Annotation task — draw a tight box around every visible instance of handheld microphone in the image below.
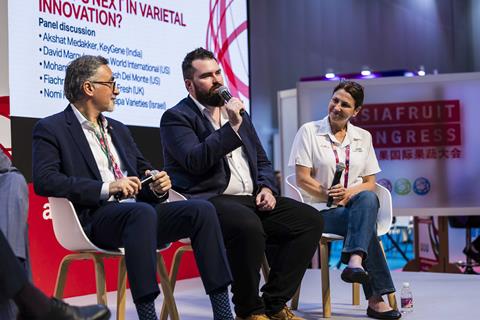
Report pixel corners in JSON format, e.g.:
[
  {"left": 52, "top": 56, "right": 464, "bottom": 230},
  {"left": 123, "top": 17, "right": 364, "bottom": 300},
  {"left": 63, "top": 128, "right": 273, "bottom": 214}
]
[
  {"left": 326, "top": 162, "right": 346, "bottom": 207},
  {"left": 218, "top": 86, "right": 245, "bottom": 116},
  {"left": 114, "top": 172, "right": 156, "bottom": 200}
]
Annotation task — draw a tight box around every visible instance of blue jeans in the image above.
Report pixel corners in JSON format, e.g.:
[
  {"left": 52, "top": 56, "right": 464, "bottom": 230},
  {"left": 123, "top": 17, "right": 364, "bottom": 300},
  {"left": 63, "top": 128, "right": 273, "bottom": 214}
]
[{"left": 321, "top": 191, "right": 395, "bottom": 299}]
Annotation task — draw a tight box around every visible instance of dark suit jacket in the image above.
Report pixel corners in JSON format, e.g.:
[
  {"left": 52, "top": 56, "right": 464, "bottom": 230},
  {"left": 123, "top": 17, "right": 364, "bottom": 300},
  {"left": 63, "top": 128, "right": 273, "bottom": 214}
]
[
  {"left": 32, "top": 105, "right": 166, "bottom": 234},
  {"left": 160, "top": 96, "right": 278, "bottom": 199}
]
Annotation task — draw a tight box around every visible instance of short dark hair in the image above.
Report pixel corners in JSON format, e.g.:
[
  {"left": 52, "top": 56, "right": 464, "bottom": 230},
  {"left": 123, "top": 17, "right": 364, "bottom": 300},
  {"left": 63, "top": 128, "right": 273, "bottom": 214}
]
[
  {"left": 182, "top": 48, "right": 217, "bottom": 80},
  {"left": 64, "top": 55, "right": 109, "bottom": 103},
  {"left": 333, "top": 80, "right": 364, "bottom": 108}
]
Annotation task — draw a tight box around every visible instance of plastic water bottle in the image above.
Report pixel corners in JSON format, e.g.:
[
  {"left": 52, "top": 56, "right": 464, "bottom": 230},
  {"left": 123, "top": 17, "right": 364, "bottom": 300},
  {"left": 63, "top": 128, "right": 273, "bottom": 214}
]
[{"left": 400, "top": 282, "right": 413, "bottom": 313}]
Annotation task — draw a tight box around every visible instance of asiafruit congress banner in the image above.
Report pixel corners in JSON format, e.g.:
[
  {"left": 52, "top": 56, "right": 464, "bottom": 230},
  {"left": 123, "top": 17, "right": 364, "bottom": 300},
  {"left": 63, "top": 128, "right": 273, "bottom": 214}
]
[{"left": 296, "top": 73, "right": 480, "bottom": 214}]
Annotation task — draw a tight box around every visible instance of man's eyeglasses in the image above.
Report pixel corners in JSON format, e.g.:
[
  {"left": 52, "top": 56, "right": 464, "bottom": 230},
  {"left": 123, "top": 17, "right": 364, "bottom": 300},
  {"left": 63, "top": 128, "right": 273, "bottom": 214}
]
[{"left": 90, "top": 81, "right": 118, "bottom": 91}]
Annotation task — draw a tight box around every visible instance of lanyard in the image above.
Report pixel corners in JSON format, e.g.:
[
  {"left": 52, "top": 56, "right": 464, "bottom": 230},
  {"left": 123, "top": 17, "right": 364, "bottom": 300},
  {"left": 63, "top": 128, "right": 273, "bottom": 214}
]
[
  {"left": 90, "top": 118, "right": 124, "bottom": 180},
  {"left": 330, "top": 141, "right": 350, "bottom": 188}
]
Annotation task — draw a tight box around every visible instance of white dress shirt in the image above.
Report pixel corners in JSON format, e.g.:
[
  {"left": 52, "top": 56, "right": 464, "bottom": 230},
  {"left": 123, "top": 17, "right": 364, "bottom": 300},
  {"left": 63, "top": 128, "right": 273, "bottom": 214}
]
[
  {"left": 289, "top": 116, "right": 380, "bottom": 205},
  {"left": 190, "top": 95, "right": 254, "bottom": 195},
  {"left": 72, "top": 105, "right": 129, "bottom": 201}
]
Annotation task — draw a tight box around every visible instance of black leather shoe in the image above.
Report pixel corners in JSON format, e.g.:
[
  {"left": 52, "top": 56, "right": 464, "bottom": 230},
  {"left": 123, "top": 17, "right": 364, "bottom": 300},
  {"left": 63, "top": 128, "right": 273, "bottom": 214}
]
[
  {"left": 463, "top": 245, "right": 480, "bottom": 264},
  {"left": 367, "top": 307, "right": 401, "bottom": 319},
  {"left": 341, "top": 267, "right": 369, "bottom": 284},
  {"left": 40, "top": 298, "right": 111, "bottom": 320}
]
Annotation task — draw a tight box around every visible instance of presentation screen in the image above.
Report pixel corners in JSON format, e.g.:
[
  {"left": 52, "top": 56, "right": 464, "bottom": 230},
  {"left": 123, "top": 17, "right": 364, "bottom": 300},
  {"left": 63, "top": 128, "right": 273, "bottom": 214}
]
[{"left": 8, "top": 0, "right": 250, "bottom": 127}]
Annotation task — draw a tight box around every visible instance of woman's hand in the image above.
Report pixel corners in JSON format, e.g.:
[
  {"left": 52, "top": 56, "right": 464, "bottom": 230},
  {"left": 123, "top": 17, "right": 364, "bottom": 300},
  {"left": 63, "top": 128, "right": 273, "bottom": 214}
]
[{"left": 327, "top": 184, "right": 351, "bottom": 206}]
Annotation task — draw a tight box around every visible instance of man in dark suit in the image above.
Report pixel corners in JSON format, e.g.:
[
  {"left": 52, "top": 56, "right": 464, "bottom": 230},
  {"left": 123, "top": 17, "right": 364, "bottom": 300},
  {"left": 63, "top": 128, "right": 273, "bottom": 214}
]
[
  {"left": 160, "top": 48, "right": 324, "bottom": 320},
  {"left": 32, "top": 55, "right": 234, "bottom": 320},
  {"left": 0, "top": 228, "right": 110, "bottom": 319}
]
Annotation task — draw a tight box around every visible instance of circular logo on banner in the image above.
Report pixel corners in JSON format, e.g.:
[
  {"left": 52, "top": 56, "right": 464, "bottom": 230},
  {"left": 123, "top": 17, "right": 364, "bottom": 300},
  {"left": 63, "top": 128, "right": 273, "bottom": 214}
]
[
  {"left": 413, "top": 177, "right": 431, "bottom": 196},
  {"left": 377, "top": 178, "right": 393, "bottom": 193},
  {"left": 394, "top": 178, "right": 411, "bottom": 195}
]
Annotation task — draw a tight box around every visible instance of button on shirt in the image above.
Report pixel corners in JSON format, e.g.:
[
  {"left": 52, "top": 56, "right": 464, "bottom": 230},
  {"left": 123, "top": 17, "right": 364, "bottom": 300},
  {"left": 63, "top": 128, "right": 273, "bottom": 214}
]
[
  {"left": 288, "top": 116, "right": 380, "bottom": 205},
  {"left": 72, "top": 105, "right": 128, "bottom": 201},
  {"left": 190, "top": 95, "right": 254, "bottom": 195}
]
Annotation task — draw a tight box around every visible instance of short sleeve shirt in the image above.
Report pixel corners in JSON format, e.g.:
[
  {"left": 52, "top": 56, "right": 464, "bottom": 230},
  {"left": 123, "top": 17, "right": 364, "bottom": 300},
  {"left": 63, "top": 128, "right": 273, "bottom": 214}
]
[{"left": 288, "top": 116, "right": 380, "bottom": 204}]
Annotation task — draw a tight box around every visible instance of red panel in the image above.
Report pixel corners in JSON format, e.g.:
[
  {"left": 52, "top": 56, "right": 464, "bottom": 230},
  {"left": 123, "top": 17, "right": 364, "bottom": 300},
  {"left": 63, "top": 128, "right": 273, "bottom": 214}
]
[{"left": 0, "top": 96, "right": 9, "bottom": 118}]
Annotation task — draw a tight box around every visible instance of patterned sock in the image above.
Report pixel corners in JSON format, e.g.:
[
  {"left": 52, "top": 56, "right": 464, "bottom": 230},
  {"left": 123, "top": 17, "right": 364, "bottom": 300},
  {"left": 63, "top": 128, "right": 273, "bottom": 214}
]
[
  {"left": 135, "top": 301, "right": 158, "bottom": 320},
  {"left": 209, "top": 288, "right": 234, "bottom": 320}
]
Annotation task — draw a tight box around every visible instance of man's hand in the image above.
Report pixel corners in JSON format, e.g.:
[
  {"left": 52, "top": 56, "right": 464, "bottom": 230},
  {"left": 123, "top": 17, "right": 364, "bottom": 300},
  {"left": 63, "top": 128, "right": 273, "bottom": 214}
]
[
  {"left": 225, "top": 97, "right": 244, "bottom": 131},
  {"left": 256, "top": 187, "right": 276, "bottom": 212},
  {"left": 109, "top": 177, "right": 141, "bottom": 199},
  {"left": 146, "top": 170, "right": 171, "bottom": 195}
]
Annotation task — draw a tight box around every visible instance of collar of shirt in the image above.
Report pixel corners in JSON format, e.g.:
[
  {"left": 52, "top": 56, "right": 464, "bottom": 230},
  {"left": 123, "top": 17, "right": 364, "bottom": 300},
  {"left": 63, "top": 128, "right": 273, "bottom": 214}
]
[
  {"left": 315, "top": 116, "right": 362, "bottom": 146},
  {"left": 190, "top": 94, "right": 207, "bottom": 113},
  {"left": 71, "top": 103, "right": 110, "bottom": 133},
  {"left": 190, "top": 94, "right": 228, "bottom": 128}
]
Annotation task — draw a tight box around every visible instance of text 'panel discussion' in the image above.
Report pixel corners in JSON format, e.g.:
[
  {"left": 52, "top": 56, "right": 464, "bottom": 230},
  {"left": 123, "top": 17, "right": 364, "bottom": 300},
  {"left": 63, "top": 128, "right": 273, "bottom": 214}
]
[{"left": 0, "top": 0, "right": 479, "bottom": 319}]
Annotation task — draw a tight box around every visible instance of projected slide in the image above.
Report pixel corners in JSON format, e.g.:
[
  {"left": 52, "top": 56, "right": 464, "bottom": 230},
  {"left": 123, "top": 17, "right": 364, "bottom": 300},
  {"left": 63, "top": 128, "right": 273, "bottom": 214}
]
[{"left": 8, "top": 0, "right": 249, "bottom": 127}]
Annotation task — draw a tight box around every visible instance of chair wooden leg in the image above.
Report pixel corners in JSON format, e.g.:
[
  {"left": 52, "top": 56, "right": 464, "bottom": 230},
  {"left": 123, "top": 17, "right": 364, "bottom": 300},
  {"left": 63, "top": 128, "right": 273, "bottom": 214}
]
[
  {"left": 53, "top": 254, "right": 76, "bottom": 299},
  {"left": 160, "top": 245, "right": 192, "bottom": 320},
  {"left": 320, "top": 239, "right": 331, "bottom": 318},
  {"left": 92, "top": 254, "right": 108, "bottom": 305},
  {"left": 157, "top": 254, "right": 179, "bottom": 320},
  {"left": 116, "top": 257, "right": 127, "bottom": 320},
  {"left": 352, "top": 283, "right": 360, "bottom": 305},
  {"left": 379, "top": 240, "right": 398, "bottom": 310},
  {"left": 387, "top": 293, "right": 398, "bottom": 311},
  {"left": 169, "top": 245, "right": 192, "bottom": 290}
]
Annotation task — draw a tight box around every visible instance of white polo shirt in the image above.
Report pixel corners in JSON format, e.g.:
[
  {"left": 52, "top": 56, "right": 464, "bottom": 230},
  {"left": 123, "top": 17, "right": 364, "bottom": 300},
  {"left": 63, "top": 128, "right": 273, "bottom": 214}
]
[{"left": 288, "top": 116, "right": 380, "bottom": 205}]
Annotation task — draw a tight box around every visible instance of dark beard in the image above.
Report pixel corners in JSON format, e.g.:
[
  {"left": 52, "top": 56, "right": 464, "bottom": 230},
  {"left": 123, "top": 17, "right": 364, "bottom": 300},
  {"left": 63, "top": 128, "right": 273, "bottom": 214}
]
[{"left": 194, "top": 84, "right": 224, "bottom": 107}]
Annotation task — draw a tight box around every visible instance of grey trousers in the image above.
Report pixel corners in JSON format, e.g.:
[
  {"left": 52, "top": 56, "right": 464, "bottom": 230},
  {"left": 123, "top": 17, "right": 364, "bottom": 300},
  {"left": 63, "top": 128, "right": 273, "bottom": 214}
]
[{"left": 0, "top": 170, "right": 30, "bottom": 319}]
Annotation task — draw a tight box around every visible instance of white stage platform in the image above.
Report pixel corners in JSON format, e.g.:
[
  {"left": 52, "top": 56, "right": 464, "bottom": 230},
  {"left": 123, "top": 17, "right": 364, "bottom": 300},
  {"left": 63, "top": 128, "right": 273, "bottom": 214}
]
[{"left": 65, "top": 269, "right": 479, "bottom": 319}]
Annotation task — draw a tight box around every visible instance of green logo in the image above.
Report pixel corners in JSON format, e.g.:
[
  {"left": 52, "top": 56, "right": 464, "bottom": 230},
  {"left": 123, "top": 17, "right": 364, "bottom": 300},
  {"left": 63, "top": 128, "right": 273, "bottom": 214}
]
[{"left": 394, "top": 178, "right": 411, "bottom": 195}]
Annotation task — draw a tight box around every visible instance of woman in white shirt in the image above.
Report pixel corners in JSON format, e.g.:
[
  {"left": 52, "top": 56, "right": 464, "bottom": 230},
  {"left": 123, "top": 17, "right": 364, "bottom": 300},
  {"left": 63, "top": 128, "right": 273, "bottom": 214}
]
[{"left": 289, "top": 81, "right": 400, "bottom": 320}]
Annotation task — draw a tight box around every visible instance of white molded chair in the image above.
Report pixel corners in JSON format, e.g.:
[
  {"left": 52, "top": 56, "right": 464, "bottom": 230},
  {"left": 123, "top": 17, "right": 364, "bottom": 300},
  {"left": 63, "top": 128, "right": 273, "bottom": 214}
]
[
  {"left": 48, "top": 197, "right": 179, "bottom": 320},
  {"left": 284, "top": 175, "right": 397, "bottom": 317}
]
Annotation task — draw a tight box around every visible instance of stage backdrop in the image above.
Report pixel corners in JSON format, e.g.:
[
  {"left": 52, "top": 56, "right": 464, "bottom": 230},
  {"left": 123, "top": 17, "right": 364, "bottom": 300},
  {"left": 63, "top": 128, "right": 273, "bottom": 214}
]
[{"left": 3, "top": 0, "right": 250, "bottom": 297}]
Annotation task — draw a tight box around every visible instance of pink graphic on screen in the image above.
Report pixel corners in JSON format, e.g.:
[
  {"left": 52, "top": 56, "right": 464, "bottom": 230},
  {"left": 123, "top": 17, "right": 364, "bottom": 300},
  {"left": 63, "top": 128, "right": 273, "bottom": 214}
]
[
  {"left": 0, "top": 96, "right": 11, "bottom": 158},
  {"left": 206, "top": 0, "right": 249, "bottom": 100}
]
